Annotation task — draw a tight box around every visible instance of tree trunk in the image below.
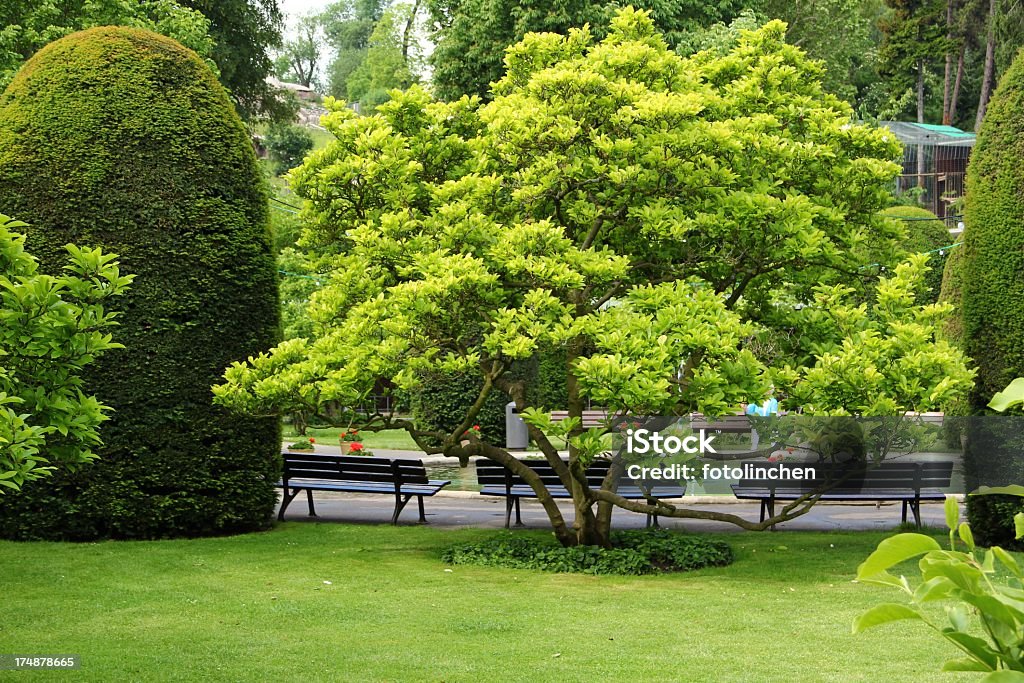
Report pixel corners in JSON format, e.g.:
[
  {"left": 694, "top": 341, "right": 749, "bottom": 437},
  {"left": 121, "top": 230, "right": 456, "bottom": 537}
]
[
  {"left": 565, "top": 334, "right": 610, "bottom": 548},
  {"left": 976, "top": 0, "right": 997, "bottom": 130},
  {"left": 950, "top": 44, "right": 965, "bottom": 123},
  {"left": 943, "top": 0, "right": 957, "bottom": 124},
  {"left": 917, "top": 59, "right": 926, "bottom": 189}
]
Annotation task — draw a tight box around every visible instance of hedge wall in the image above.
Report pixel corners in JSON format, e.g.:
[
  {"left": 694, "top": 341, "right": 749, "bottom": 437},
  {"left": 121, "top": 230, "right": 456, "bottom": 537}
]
[
  {"left": 960, "top": 48, "right": 1024, "bottom": 540},
  {"left": 0, "top": 27, "right": 281, "bottom": 540},
  {"left": 880, "top": 206, "right": 952, "bottom": 305}
]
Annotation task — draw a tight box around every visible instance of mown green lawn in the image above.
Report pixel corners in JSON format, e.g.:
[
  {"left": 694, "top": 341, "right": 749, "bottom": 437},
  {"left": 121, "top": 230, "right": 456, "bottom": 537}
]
[{"left": 0, "top": 524, "right": 967, "bottom": 682}]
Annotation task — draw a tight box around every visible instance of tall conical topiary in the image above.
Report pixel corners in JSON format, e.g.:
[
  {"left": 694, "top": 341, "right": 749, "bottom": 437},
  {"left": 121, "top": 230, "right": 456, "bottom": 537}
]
[
  {"left": 960, "top": 47, "right": 1024, "bottom": 548},
  {"left": 0, "top": 27, "right": 281, "bottom": 539}
]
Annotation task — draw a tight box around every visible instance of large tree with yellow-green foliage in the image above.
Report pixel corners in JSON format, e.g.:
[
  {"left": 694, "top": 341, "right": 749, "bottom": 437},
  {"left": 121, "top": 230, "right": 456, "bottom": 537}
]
[{"left": 216, "top": 10, "right": 971, "bottom": 547}]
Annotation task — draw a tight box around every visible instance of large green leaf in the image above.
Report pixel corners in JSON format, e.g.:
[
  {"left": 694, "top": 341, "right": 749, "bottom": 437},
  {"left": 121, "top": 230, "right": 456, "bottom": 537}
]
[
  {"left": 989, "top": 378, "right": 1024, "bottom": 412},
  {"left": 981, "top": 671, "right": 1024, "bottom": 682},
  {"left": 852, "top": 603, "right": 923, "bottom": 633},
  {"left": 857, "top": 534, "right": 941, "bottom": 579}
]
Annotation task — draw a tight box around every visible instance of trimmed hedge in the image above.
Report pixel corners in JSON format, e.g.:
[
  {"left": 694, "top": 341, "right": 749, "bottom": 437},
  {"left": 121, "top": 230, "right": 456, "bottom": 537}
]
[
  {"left": 961, "top": 48, "right": 1024, "bottom": 539},
  {"left": 880, "top": 206, "right": 953, "bottom": 305},
  {"left": 0, "top": 27, "right": 281, "bottom": 540},
  {"left": 961, "top": 50, "right": 1024, "bottom": 411}
]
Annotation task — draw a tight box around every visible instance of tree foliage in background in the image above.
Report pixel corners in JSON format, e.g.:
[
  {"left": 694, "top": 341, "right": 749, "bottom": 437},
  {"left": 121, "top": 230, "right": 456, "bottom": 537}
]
[
  {"left": 345, "top": 3, "right": 419, "bottom": 110},
  {"left": 321, "top": 0, "right": 386, "bottom": 98},
  {"left": 0, "top": 27, "right": 281, "bottom": 540},
  {"left": 879, "top": 205, "right": 954, "bottom": 304},
  {"left": 0, "top": 214, "right": 132, "bottom": 492},
  {"left": 215, "top": 12, "right": 970, "bottom": 546},
  {"left": 178, "top": 0, "right": 289, "bottom": 121},
  {"left": 265, "top": 123, "right": 315, "bottom": 175},
  {"left": 427, "top": 0, "right": 749, "bottom": 101}
]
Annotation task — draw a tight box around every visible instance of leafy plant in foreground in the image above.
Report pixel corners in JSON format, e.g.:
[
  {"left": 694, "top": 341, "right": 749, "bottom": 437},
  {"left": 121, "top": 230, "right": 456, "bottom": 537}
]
[{"left": 854, "top": 493, "right": 1024, "bottom": 680}]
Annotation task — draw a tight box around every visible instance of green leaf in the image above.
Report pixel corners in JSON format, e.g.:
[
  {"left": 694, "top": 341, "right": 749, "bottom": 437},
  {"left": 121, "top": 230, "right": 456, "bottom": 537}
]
[
  {"left": 857, "top": 534, "right": 942, "bottom": 580},
  {"left": 945, "top": 495, "right": 959, "bottom": 532},
  {"left": 942, "top": 658, "right": 994, "bottom": 672},
  {"left": 981, "top": 671, "right": 1024, "bottom": 682},
  {"left": 958, "top": 522, "right": 976, "bottom": 551},
  {"left": 1016, "top": 513, "right": 1024, "bottom": 542},
  {"left": 852, "top": 603, "right": 924, "bottom": 633},
  {"left": 989, "top": 378, "right": 1024, "bottom": 412},
  {"left": 974, "top": 485, "right": 1024, "bottom": 498}
]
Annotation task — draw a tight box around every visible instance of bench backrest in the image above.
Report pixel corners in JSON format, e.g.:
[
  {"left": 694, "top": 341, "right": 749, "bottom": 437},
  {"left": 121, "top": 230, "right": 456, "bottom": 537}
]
[
  {"left": 736, "top": 460, "right": 954, "bottom": 492},
  {"left": 282, "top": 452, "right": 429, "bottom": 485},
  {"left": 476, "top": 459, "right": 618, "bottom": 488}
]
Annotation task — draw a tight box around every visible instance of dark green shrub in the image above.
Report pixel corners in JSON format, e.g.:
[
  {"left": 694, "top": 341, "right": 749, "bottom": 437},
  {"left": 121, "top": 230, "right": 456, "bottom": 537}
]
[
  {"left": 265, "top": 123, "right": 314, "bottom": 176},
  {"left": 959, "top": 49, "right": 1024, "bottom": 539},
  {"left": 879, "top": 206, "right": 953, "bottom": 305},
  {"left": 0, "top": 27, "right": 281, "bottom": 540},
  {"left": 410, "top": 369, "right": 509, "bottom": 446},
  {"left": 961, "top": 50, "right": 1024, "bottom": 411},
  {"left": 442, "top": 530, "right": 733, "bottom": 575}
]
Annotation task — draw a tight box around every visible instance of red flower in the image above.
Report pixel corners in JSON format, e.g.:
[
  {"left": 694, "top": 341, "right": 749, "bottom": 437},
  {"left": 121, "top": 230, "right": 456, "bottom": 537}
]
[
  {"left": 472, "top": 425, "right": 480, "bottom": 431},
  {"left": 309, "top": 437, "right": 315, "bottom": 443},
  {"left": 349, "top": 442, "right": 364, "bottom": 452}
]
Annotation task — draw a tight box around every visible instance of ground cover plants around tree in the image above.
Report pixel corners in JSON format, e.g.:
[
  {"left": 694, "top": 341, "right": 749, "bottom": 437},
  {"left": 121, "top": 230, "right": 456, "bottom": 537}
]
[
  {"left": 215, "top": 9, "right": 972, "bottom": 548},
  {"left": 443, "top": 529, "right": 734, "bottom": 575},
  {"left": 0, "top": 523, "right": 973, "bottom": 682},
  {"left": 0, "top": 27, "right": 281, "bottom": 541}
]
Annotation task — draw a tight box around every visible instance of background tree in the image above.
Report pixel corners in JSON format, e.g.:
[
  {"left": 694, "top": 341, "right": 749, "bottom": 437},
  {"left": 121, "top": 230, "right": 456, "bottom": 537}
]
[
  {"left": 0, "top": 214, "right": 133, "bottom": 492},
  {"left": 321, "top": 0, "right": 386, "bottom": 99},
  {"left": 216, "top": 12, "right": 969, "bottom": 547},
  {"left": 427, "top": 0, "right": 748, "bottom": 101},
  {"left": 0, "top": 27, "right": 281, "bottom": 540},
  {"left": 178, "top": 0, "right": 288, "bottom": 120},
  {"left": 265, "top": 123, "right": 315, "bottom": 175},
  {"left": 345, "top": 3, "right": 419, "bottom": 110},
  {"left": 275, "top": 13, "right": 323, "bottom": 88}
]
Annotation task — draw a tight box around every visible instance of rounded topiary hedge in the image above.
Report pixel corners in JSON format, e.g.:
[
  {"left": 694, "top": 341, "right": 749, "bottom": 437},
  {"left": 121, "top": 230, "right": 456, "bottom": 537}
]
[
  {"left": 960, "top": 48, "right": 1024, "bottom": 541},
  {"left": 0, "top": 27, "right": 281, "bottom": 540},
  {"left": 961, "top": 50, "right": 1024, "bottom": 411},
  {"left": 880, "top": 206, "right": 953, "bottom": 304}
]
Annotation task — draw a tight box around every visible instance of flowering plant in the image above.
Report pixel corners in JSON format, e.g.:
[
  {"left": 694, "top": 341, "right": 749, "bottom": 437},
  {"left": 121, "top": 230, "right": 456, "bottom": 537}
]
[
  {"left": 340, "top": 429, "right": 359, "bottom": 443},
  {"left": 463, "top": 425, "right": 481, "bottom": 437},
  {"left": 348, "top": 442, "right": 364, "bottom": 453}
]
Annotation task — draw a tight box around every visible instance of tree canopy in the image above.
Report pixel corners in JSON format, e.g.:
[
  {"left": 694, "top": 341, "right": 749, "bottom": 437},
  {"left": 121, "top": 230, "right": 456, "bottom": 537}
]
[{"left": 216, "top": 10, "right": 971, "bottom": 546}]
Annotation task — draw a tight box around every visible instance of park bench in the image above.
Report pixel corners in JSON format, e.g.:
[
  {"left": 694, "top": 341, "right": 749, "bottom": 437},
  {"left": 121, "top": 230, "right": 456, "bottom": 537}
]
[
  {"left": 546, "top": 410, "right": 755, "bottom": 433},
  {"left": 476, "top": 458, "right": 686, "bottom": 528},
  {"left": 278, "top": 452, "right": 450, "bottom": 524},
  {"left": 730, "top": 460, "right": 954, "bottom": 527}
]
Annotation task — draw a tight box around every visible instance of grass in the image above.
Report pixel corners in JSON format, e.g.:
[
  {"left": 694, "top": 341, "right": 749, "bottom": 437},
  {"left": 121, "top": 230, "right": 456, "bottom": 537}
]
[
  {"left": 283, "top": 426, "right": 422, "bottom": 450},
  {"left": 0, "top": 524, "right": 968, "bottom": 682}
]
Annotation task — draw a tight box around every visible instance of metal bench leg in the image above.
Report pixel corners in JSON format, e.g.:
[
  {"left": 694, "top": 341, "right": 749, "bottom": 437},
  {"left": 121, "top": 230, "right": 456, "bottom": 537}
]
[
  {"left": 768, "top": 498, "right": 777, "bottom": 531},
  {"left": 514, "top": 498, "right": 523, "bottom": 527},
  {"left": 392, "top": 493, "right": 413, "bottom": 525},
  {"left": 306, "top": 489, "right": 317, "bottom": 517},
  {"left": 417, "top": 495, "right": 427, "bottom": 524},
  {"left": 901, "top": 501, "right": 908, "bottom": 524},
  {"left": 911, "top": 500, "right": 922, "bottom": 528},
  {"left": 278, "top": 486, "right": 300, "bottom": 521}
]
